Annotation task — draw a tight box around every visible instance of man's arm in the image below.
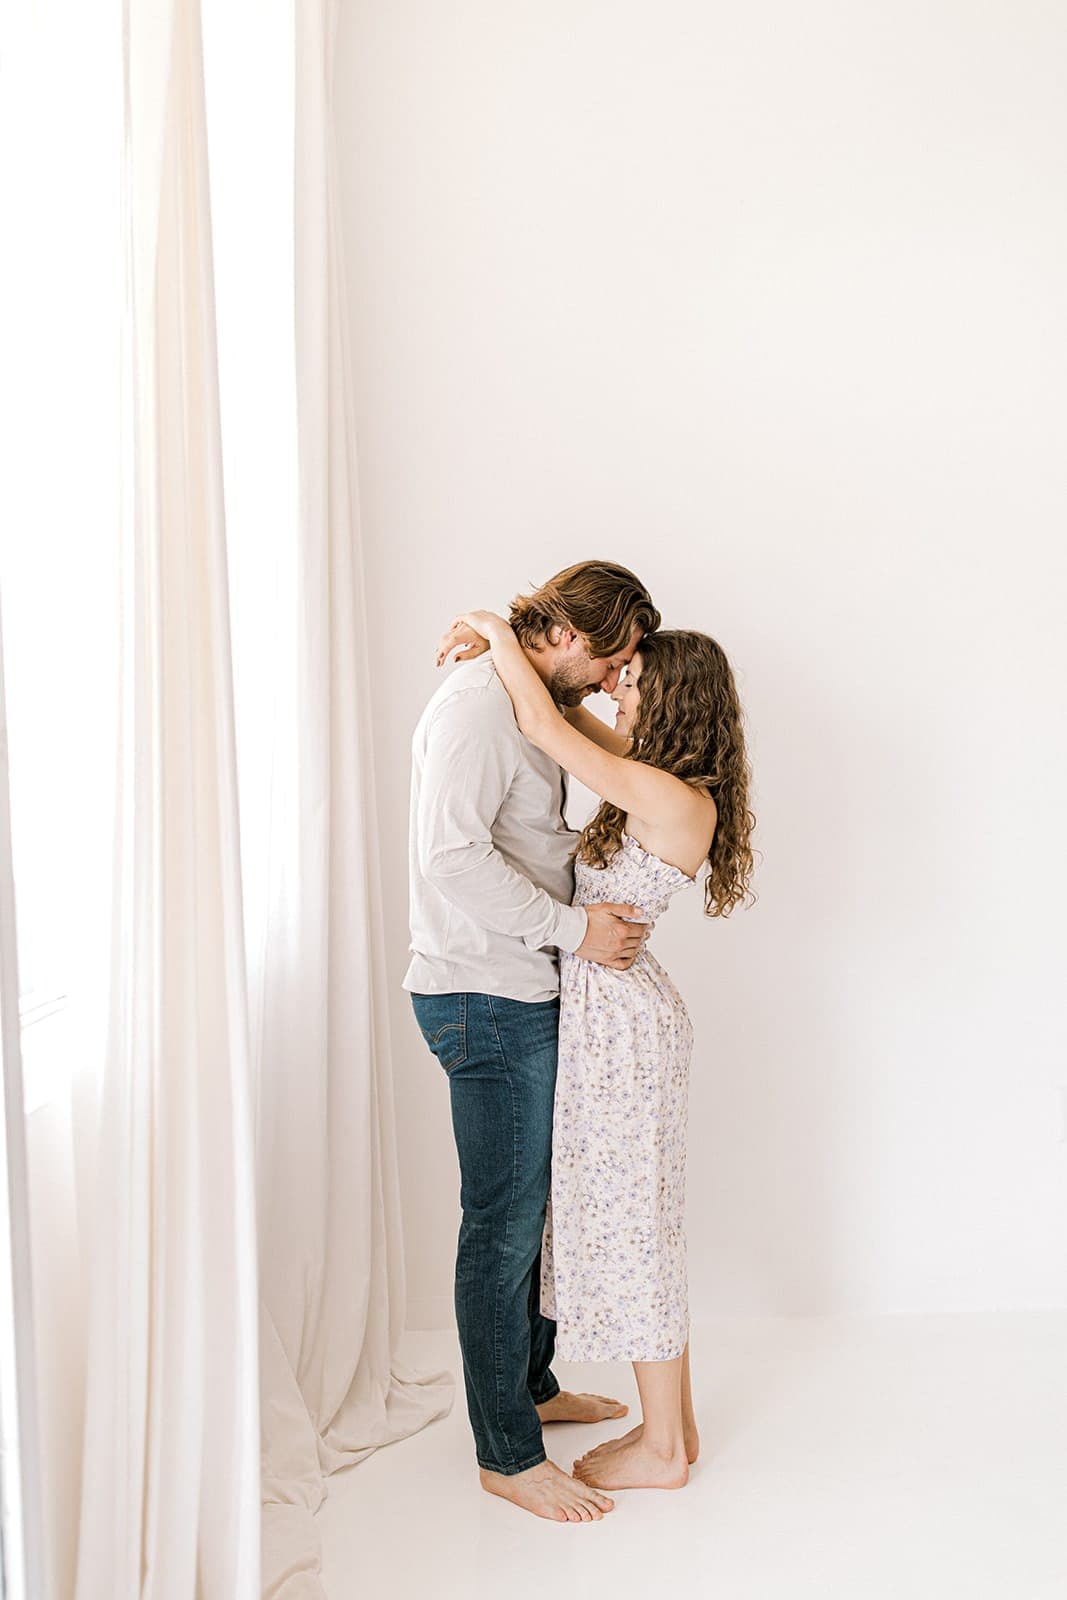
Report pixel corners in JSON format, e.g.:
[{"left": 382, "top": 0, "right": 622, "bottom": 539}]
[
  {"left": 418, "top": 689, "right": 647, "bottom": 968},
  {"left": 418, "top": 690, "right": 588, "bottom": 952}
]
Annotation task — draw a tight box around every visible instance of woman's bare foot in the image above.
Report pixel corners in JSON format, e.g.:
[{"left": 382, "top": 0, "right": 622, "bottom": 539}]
[
  {"left": 576, "top": 1419, "right": 700, "bottom": 1466},
  {"left": 536, "top": 1390, "right": 629, "bottom": 1425},
  {"left": 479, "top": 1459, "right": 615, "bottom": 1521},
  {"left": 573, "top": 1435, "right": 689, "bottom": 1491}
]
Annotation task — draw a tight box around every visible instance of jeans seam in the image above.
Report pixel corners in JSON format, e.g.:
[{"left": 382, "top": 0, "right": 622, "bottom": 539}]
[
  {"left": 487, "top": 993, "right": 523, "bottom": 1472},
  {"left": 453, "top": 991, "right": 468, "bottom": 1069}
]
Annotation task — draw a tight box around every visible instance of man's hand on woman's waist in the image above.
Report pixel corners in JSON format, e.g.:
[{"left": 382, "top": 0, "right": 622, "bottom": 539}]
[{"left": 574, "top": 903, "right": 650, "bottom": 970}]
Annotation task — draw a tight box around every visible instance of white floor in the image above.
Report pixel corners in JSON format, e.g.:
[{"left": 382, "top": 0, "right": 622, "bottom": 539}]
[{"left": 320, "top": 1315, "right": 1067, "bottom": 1600}]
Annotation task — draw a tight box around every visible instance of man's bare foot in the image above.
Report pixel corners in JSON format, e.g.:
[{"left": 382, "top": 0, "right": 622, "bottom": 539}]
[
  {"left": 576, "top": 1420, "right": 700, "bottom": 1466},
  {"left": 536, "top": 1390, "right": 629, "bottom": 1425},
  {"left": 573, "top": 1435, "right": 689, "bottom": 1491},
  {"left": 479, "top": 1459, "right": 616, "bottom": 1522}
]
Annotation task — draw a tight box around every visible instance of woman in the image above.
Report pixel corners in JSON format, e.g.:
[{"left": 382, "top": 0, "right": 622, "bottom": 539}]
[{"left": 438, "top": 612, "right": 755, "bottom": 1490}]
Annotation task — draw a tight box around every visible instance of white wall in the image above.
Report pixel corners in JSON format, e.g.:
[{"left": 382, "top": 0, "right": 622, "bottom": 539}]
[{"left": 335, "top": 0, "right": 1067, "bottom": 1323}]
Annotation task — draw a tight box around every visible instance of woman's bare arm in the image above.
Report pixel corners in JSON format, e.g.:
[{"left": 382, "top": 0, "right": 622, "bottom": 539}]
[{"left": 449, "top": 611, "right": 712, "bottom": 836}]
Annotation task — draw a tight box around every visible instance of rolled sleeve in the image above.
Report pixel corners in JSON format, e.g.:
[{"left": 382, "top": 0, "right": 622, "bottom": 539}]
[{"left": 543, "top": 902, "right": 587, "bottom": 954}]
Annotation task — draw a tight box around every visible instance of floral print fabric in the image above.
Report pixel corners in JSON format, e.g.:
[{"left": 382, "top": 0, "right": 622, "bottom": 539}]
[{"left": 541, "top": 833, "right": 695, "bottom": 1361}]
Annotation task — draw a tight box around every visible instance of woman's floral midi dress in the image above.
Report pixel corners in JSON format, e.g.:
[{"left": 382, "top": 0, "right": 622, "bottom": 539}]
[{"left": 541, "top": 833, "right": 695, "bottom": 1362}]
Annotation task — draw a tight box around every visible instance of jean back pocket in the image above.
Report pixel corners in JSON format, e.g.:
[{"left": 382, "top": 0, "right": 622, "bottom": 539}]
[{"left": 411, "top": 993, "right": 469, "bottom": 1073}]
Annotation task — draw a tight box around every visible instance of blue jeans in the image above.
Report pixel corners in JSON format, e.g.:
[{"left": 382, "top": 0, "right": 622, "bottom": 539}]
[{"left": 411, "top": 991, "right": 562, "bottom": 1474}]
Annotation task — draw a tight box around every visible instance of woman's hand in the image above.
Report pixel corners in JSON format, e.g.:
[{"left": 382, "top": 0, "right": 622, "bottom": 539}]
[
  {"left": 435, "top": 610, "right": 510, "bottom": 667},
  {"left": 435, "top": 621, "right": 487, "bottom": 667}
]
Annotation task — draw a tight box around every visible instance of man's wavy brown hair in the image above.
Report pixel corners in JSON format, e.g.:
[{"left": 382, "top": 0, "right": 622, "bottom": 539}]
[
  {"left": 509, "top": 560, "right": 661, "bottom": 657},
  {"left": 578, "top": 629, "right": 756, "bottom": 917}
]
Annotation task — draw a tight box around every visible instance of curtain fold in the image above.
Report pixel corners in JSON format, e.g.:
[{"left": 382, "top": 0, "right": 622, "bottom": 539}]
[
  {"left": 67, "top": 3, "right": 449, "bottom": 1595},
  {"left": 0, "top": 596, "right": 48, "bottom": 1600},
  {"left": 257, "top": 5, "right": 452, "bottom": 1594},
  {"left": 73, "top": 2, "right": 260, "bottom": 1597}
]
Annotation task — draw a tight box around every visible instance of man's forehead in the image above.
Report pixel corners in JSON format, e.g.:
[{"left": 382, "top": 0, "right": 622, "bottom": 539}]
[{"left": 602, "top": 625, "right": 644, "bottom": 666}]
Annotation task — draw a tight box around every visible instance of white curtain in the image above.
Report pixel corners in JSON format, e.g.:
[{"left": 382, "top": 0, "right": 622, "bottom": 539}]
[
  {"left": 257, "top": 6, "right": 453, "bottom": 1596},
  {"left": 0, "top": 598, "right": 48, "bottom": 1600},
  {"left": 18, "top": 0, "right": 453, "bottom": 1594},
  {"left": 74, "top": 2, "right": 260, "bottom": 1597}
]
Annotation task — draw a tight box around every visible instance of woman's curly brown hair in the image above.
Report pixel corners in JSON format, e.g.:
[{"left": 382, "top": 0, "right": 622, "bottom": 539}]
[{"left": 577, "top": 630, "right": 756, "bottom": 917}]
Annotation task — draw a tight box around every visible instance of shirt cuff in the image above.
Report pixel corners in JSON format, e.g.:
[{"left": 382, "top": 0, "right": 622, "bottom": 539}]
[{"left": 553, "top": 903, "right": 588, "bottom": 955}]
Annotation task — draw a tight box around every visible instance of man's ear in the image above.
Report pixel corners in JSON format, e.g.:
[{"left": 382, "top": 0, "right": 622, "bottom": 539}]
[{"left": 558, "top": 627, "right": 579, "bottom": 650}]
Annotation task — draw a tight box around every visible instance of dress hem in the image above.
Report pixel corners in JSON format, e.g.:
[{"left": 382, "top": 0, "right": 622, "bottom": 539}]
[{"left": 554, "top": 1335, "right": 689, "bottom": 1364}]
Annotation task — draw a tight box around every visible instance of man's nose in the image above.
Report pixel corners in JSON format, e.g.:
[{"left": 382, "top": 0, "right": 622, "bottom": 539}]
[{"left": 601, "top": 667, "right": 621, "bottom": 693}]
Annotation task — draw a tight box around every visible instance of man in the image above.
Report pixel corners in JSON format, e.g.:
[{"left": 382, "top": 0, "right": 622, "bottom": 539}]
[{"left": 406, "top": 560, "right": 660, "bottom": 1523}]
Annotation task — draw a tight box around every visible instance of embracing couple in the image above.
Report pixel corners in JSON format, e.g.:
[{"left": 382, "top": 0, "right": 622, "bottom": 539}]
[{"left": 405, "top": 560, "right": 754, "bottom": 1522}]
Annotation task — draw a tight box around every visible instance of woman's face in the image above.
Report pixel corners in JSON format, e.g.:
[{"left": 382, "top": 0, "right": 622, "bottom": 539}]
[{"left": 610, "top": 652, "right": 642, "bottom": 737}]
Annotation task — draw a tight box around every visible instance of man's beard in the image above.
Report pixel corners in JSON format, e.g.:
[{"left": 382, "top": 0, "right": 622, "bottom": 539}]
[{"left": 548, "top": 660, "right": 593, "bottom": 708}]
